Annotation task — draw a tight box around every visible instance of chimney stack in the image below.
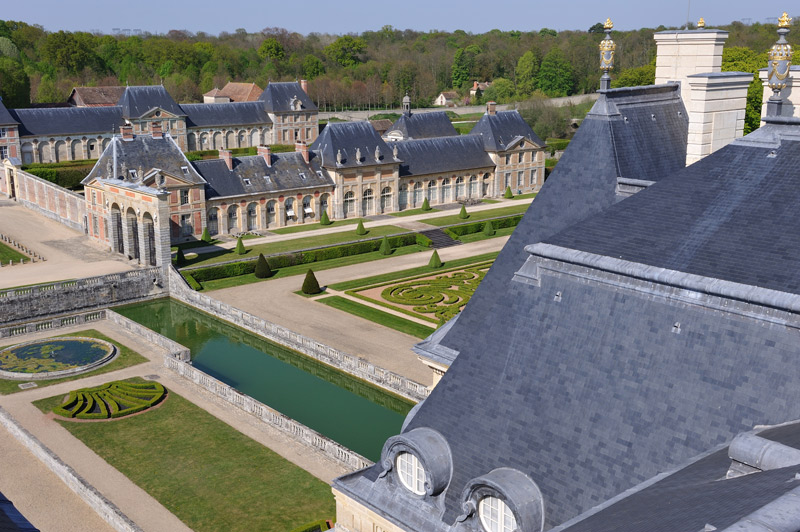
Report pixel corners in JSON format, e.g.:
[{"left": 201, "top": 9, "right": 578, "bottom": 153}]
[
  {"left": 151, "top": 121, "right": 163, "bottom": 139},
  {"left": 300, "top": 79, "right": 308, "bottom": 94},
  {"left": 121, "top": 124, "right": 134, "bottom": 141},
  {"left": 258, "top": 145, "right": 272, "bottom": 167},
  {"left": 487, "top": 101, "right": 497, "bottom": 115},
  {"left": 296, "top": 140, "right": 310, "bottom": 164},
  {"left": 219, "top": 148, "right": 233, "bottom": 171}
]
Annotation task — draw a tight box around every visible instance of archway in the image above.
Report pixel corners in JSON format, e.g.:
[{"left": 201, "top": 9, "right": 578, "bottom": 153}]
[
  {"left": 55, "top": 140, "right": 68, "bottom": 162},
  {"left": 469, "top": 175, "right": 478, "bottom": 197},
  {"left": 187, "top": 133, "right": 197, "bottom": 151},
  {"left": 237, "top": 131, "right": 246, "bottom": 148},
  {"left": 343, "top": 191, "right": 355, "bottom": 217},
  {"left": 126, "top": 208, "right": 139, "bottom": 261},
  {"left": 88, "top": 138, "right": 102, "bottom": 159},
  {"left": 38, "top": 143, "right": 50, "bottom": 163},
  {"left": 207, "top": 208, "right": 219, "bottom": 235},
  {"left": 362, "top": 189, "right": 374, "bottom": 216},
  {"left": 71, "top": 139, "right": 83, "bottom": 160},
  {"left": 21, "top": 143, "right": 33, "bottom": 165},
  {"left": 398, "top": 184, "right": 408, "bottom": 211},
  {"left": 302, "top": 195, "right": 314, "bottom": 220},
  {"left": 246, "top": 202, "right": 258, "bottom": 231},
  {"left": 455, "top": 177, "right": 465, "bottom": 199},
  {"left": 142, "top": 212, "right": 156, "bottom": 266},
  {"left": 266, "top": 200, "right": 277, "bottom": 227},
  {"left": 319, "top": 194, "right": 330, "bottom": 218},
  {"left": 380, "top": 187, "right": 392, "bottom": 213},
  {"left": 213, "top": 131, "right": 223, "bottom": 150},
  {"left": 227, "top": 205, "right": 239, "bottom": 233},
  {"left": 412, "top": 182, "right": 423, "bottom": 206},
  {"left": 442, "top": 178, "right": 452, "bottom": 203},
  {"left": 426, "top": 180, "right": 436, "bottom": 203},
  {"left": 111, "top": 204, "right": 124, "bottom": 254},
  {"left": 285, "top": 197, "right": 296, "bottom": 224}
]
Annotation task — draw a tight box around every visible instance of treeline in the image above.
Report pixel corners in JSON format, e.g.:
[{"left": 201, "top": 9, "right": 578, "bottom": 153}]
[{"left": 0, "top": 19, "right": 796, "bottom": 116}]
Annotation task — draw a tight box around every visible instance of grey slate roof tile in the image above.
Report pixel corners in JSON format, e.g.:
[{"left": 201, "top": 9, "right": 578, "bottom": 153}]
[
  {"left": 0, "top": 98, "right": 18, "bottom": 126},
  {"left": 118, "top": 86, "right": 184, "bottom": 118},
  {"left": 10, "top": 107, "right": 124, "bottom": 137},
  {"left": 386, "top": 111, "right": 458, "bottom": 139},
  {"left": 180, "top": 102, "right": 272, "bottom": 128},
  {"left": 469, "top": 110, "right": 546, "bottom": 151},
  {"left": 258, "top": 82, "right": 317, "bottom": 112},
  {"left": 310, "top": 121, "right": 395, "bottom": 169},
  {"left": 394, "top": 136, "right": 494, "bottom": 177}
]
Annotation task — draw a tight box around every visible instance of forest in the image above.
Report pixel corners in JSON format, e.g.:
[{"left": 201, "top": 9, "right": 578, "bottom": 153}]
[{"left": 0, "top": 17, "right": 796, "bottom": 134}]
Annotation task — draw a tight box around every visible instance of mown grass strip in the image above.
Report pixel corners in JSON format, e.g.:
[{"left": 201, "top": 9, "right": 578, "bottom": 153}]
[
  {"left": 0, "top": 241, "right": 28, "bottom": 265},
  {"left": 317, "top": 296, "right": 435, "bottom": 339},
  {"left": 420, "top": 203, "right": 530, "bottom": 227},
  {"left": 269, "top": 218, "right": 363, "bottom": 235}
]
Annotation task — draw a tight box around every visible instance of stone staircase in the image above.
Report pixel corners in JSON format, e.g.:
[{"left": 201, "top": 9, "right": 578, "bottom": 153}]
[{"left": 420, "top": 229, "right": 462, "bottom": 249}]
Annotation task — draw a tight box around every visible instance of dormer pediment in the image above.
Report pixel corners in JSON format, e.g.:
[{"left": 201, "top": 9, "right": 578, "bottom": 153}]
[
  {"left": 139, "top": 107, "right": 179, "bottom": 120},
  {"left": 504, "top": 136, "right": 544, "bottom": 151}
]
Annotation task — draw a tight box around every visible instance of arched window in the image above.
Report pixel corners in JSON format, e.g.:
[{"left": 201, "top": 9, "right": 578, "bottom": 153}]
[
  {"left": 207, "top": 208, "right": 219, "bottom": 235},
  {"left": 469, "top": 175, "right": 478, "bottom": 197},
  {"left": 247, "top": 203, "right": 258, "bottom": 230},
  {"left": 344, "top": 191, "right": 355, "bottom": 215},
  {"left": 302, "top": 195, "right": 313, "bottom": 218},
  {"left": 285, "top": 197, "right": 296, "bottom": 219},
  {"left": 380, "top": 187, "right": 392, "bottom": 213},
  {"left": 396, "top": 452, "right": 425, "bottom": 496},
  {"left": 426, "top": 180, "right": 436, "bottom": 202},
  {"left": 455, "top": 176, "right": 465, "bottom": 199},
  {"left": 227, "top": 205, "right": 238, "bottom": 231},
  {"left": 413, "top": 182, "right": 423, "bottom": 205},
  {"left": 478, "top": 497, "right": 517, "bottom": 532},
  {"left": 442, "top": 178, "right": 452, "bottom": 202},
  {"left": 362, "top": 189, "right": 374, "bottom": 215}
]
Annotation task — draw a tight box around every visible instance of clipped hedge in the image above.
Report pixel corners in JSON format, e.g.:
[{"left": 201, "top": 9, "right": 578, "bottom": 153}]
[
  {"left": 546, "top": 138, "right": 570, "bottom": 152},
  {"left": 444, "top": 215, "right": 523, "bottom": 239},
  {"left": 54, "top": 381, "right": 166, "bottom": 420},
  {"left": 289, "top": 520, "right": 332, "bottom": 532}
]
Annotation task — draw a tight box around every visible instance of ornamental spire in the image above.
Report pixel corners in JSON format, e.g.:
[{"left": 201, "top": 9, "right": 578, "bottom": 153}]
[
  {"left": 766, "top": 12, "right": 793, "bottom": 116},
  {"left": 599, "top": 18, "right": 616, "bottom": 91},
  {"left": 697, "top": 18, "right": 705, "bottom": 28}
]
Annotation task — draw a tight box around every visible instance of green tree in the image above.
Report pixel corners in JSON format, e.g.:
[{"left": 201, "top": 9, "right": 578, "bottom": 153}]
[
  {"left": 302, "top": 54, "right": 325, "bottom": 79},
  {"left": 722, "top": 47, "right": 767, "bottom": 135},
  {"left": 257, "top": 38, "right": 285, "bottom": 63},
  {"left": 235, "top": 237, "right": 245, "bottom": 255},
  {"left": 537, "top": 47, "right": 573, "bottom": 97},
  {"left": 504, "top": 186, "right": 513, "bottom": 199},
  {"left": 483, "top": 77, "right": 515, "bottom": 102},
  {"left": 319, "top": 210, "right": 332, "bottom": 225},
  {"left": 515, "top": 50, "right": 541, "bottom": 96},
  {"left": 539, "top": 28, "right": 558, "bottom": 37},
  {"left": 379, "top": 236, "right": 392, "bottom": 255},
  {"left": 451, "top": 46, "right": 481, "bottom": 89},
  {"left": 302, "top": 269, "right": 322, "bottom": 294},
  {"left": 458, "top": 204, "right": 469, "bottom": 219},
  {"left": 0, "top": 37, "right": 19, "bottom": 59},
  {"left": 611, "top": 64, "right": 656, "bottom": 89},
  {"left": 40, "top": 31, "right": 98, "bottom": 74},
  {"left": 0, "top": 58, "right": 29, "bottom": 107},
  {"left": 483, "top": 220, "right": 496, "bottom": 236},
  {"left": 421, "top": 197, "right": 431, "bottom": 211},
  {"left": 588, "top": 22, "right": 606, "bottom": 33},
  {"left": 428, "top": 250, "right": 442, "bottom": 268},
  {"left": 355, "top": 220, "right": 366, "bottom": 235},
  {"left": 175, "top": 248, "right": 186, "bottom": 267},
  {"left": 254, "top": 253, "right": 273, "bottom": 278},
  {"left": 324, "top": 36, "right": 366, "bottom": 67},
  {"left": 201, "top": 227, "right": 212, "bottom": 243}
]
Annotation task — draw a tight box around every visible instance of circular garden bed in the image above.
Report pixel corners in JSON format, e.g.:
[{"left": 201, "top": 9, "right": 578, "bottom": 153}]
[
  {"left": 0, "top": 337, "right": 117, "bottom": 380},
  {"left": 54, "top": 381, "right": 166, "bottom": 420}
]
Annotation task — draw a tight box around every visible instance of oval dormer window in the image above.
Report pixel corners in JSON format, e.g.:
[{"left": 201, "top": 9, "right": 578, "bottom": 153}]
[
  {"left": 395, "top": 452, "right": 425, "bottom": 495},
  {"left": 478, "top": 496, "right": 517, "bottom": 532}
]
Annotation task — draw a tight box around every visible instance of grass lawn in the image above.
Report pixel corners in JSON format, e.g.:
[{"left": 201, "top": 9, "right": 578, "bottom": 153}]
[
  {"left": 317, "top": 296, "right": 434, "bottom": 339},
  {"left": 510, "top": 192, "right": 538, "bottom": 200},
  {"left": 34, "top": 381, "right": 335, "bottom": 532},
  {"left": 458, "top": 225, "right": 516, "bottom": 244},
  {"left": 421, "top": 204, "right": 530, "bottom": 227},
  {"left": 452, "top": 112, "right": 484, "bottom": 121},
  {"left": 182, "top": 225, "right": 408, "bottom": 268},
  {"left": 388, "top": 207, "right": 441, "bottom": 217},
  {"left": 0, "top": 330, "right": 147, "bottom": 395},
  {"left": 199, "top": 245, "right": 429, "bottom": 291},
  {"left": 172, "top": 239, "right": 222, "bottom": 252},
  {"left": 270, "top": 217, "right": 363, "bottom": 235},
  {"left": 481, "top": 199, "right": 501, "bottom": 204},
  {"left": 0, "top": 241, "right": 28, "bottom": 265},
  {"left": 453, "top": 122, "right": 476, "bottom": 134}
]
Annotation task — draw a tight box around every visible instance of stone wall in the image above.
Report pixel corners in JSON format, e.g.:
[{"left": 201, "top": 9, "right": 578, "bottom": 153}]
[
  {"left": 0, "top": 407, "right": 143, "bottom": 532},
  {"left": 2, "top": 164, "right": 87, "bottom": 232},
  {"left": 105, "top": 310, "right": 190, "bottom": 361},
  {"left": 167, "top": 266, "right": 430, "bottom": 402},
  {"left": 0, "top": 268, "right": 168, "bottom": 325}
]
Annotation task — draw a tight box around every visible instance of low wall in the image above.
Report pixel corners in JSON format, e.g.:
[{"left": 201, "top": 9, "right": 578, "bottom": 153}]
[
  {"left": 0, "top": 268, "right": 168, "bottom": 325},
  {"left": 0, "top": 309, "right": 105, "bottom": 339},
  {"left": 0, "top": 407, "right": 143, "bottom": 532},
  {"left": 10, "top": 168, "right": 86, "bottom": 233},
  {"left": 168, "top": 266, "right": 430, "bottom": 402},
  {"left": 105, "top": 310, "right": 190, "bottom": 361}
]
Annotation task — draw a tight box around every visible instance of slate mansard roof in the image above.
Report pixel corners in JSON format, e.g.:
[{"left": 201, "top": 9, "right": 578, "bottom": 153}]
[
  {"left": 386, "top": 111, "right": 458, "bottom": 140},
  {"left": 311, "top": 121, "right": 397, "bottom": 169},
  {"left": 0, "top": 98, "right": 19, "bottom": 127},
  {"left": 181, "top": 102, "right": 272, "bottom": 128},
  {"left": 194, "top": 152, "right": 332, "bottom": 199},
  {"left": 10, "top": 107, "right": 125, "bottom": 137},
  {"left": 394, "top": 136, "right": 494, "bottom": 177},
  {"left": 258, "top": 81, "right": 317, "bottom": 113},
  {"left": 469, "top": 109, "right": 547, "bottom": 151},
  {"left": 118, "top": 86, "right": 184, "bottom": 118}
]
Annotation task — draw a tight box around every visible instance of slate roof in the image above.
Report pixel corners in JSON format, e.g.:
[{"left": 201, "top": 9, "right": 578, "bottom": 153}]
[
  {"left": 84, "top": 133, "right": 204, "bottom": 184},
  {"left": 469, "top": 110, "right": 546, "bottom": 151},
  {"left": 394, "top": 136, "right": 494, "bottom": 177},
  {"left": 10, "top": 107, "right": 124, "bottom": 136},
  {"left": 0, "top": 98, "right": 18, "bottom": 126},
  {"left": 0, "top": 492, "right": 38, "bottom": 532},
  {"left": 310, "top": 121, "right": 396, "bottom": 169},
  {"left": 118, "top": 86, "right": 184, "bottom": 118},
  {"left": 180, "top": 102, "right": 272, "bottom": 128},
  {"left": 69, "top": 86, "right": 126, "bottom": 107},
  {"left": 194, "top": 151, "right": 332, "bottom": 199},
  {"left": 258, "top": 81, "right": 317, "bottom": 113},
  {"left": 386, "top": 111, "right": 458, "bottom": 140}
]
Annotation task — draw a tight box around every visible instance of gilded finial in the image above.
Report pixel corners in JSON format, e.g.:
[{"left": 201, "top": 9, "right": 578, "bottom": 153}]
[
  {"left": 604, "top": 18, "right": 613, "bottom": 30},
  {"left": 599, "top": 18, "right": 616, "bottom": 90},
  {"left": 767, "top": 11, "right": 793, "bottom": 115},
  {"left": 778, "top": 12, "right": 791, "bottom": 28},
  {"left": 697, "top": 18, "right": 705, "bottom": 28}
]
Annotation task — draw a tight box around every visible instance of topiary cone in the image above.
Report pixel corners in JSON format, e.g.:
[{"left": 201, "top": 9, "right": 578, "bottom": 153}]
[
  {"left": 483, "top": 220, "right": 496, "bottom": 236},
  {"left": 355, "top": 220, "right": 367, "bottom": 235},
  {"left": 320, "top": 210, "right": 332, "bottom": 226},
  {"left": 235, "top": 236, "right": 246, "bottom": 255},
  {"left": 379, "top": 235, "right": 392, "bottom": 255},
  {"left": 421, "top": 197, "right": 432, "bottom": 211},
  {"left": 429, "top": 249, "right": 442, "bottom": 268},
  {"left": 175, "top": 248, "right": 186, "bottom": 266},
  {"left": 302, "top": 268, "right": 322, "bottom": 294},
  {"left": 254, "top": 253, "right": 273, "bottom": 278},
  {"left": 201, "top": 227, "right": 212, "bottom": 243},
  {"left": 458, "top": 204, "right": 468, "bottom": 219},
  {"left": 504, "top": 186, "right": 514, "bottom": 199}
]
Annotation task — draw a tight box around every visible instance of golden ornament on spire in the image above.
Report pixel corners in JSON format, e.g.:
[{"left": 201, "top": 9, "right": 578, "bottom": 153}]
[
  {"left": 778, "top": 12, "right": 791, "bottom": 27},
  {"left": 697, "top": 18, "right": 705, "bottom": 28},
  {"left": 604, "top": 18, "right": 613, "bottom": 30}
]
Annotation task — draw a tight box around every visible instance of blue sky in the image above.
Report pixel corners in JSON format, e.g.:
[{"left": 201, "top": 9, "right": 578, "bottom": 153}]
[{"left": 3, "top": 0, "right": 795, "bottom": 35}]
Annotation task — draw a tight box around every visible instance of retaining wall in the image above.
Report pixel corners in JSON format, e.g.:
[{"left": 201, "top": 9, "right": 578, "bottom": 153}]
[
  {"left": 0, "top": 407, "right": 142, "bottom": 532},
  {"left": 10, "top": 168, "right": 86, "bottom": 233}
]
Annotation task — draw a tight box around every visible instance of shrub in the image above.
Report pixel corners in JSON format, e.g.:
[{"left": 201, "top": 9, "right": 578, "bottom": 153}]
[
  {"left": 320, "top": 210, "right": 332, "bottom": 225},
  {"left": 379, "top": 236, "right": 391, "bottom": 255},
  {"left": 175, "top": 248, "right": 187, "bottom": 267},
  {"left": 289, "top": 520, "right": 332, "bottom": 532},
  {"left": 302, "top": 269, "right": 322, "bottom": 294},
  {"left": 183, "top": 273, "right": 202, "bottom": 291},
  {"left": 504, "top": 186, "right": 513, "bottom": 199},
  {"left": 429, "top": 250, "right": 443, "bottom": 268},
  {"left": 190, "top": 261, "right": 257, "bottom": 282},
  {"left": 415, "top": 233, "right": 434, "bottom": 247},
  {"left": 483, "top": 220, "right": 496, "bottom": 236},
  {"left": 235, "top": 237, "right": 245, "bottom": 255},
  {"left": 458, "top": 205, "right": 469, "bottom": 219},
  {"left": 421, "top": 197, "right": 432, "bottom": 211},
  {"left": 201, "top": 227, "right": 212, "bottom": 243},
  {"left": 444, "top": 215, "right": 522, "bottom": 239},
  {"left": 355, "top": 220, "right": 366, "bottom": 235},
  {"left": 254, "top": 253, "right": 273, "bottom": 278}
]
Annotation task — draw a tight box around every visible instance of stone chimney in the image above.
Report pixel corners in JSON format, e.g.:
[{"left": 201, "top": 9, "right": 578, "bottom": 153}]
[
  {"left": 300, "top": 79, "right": 308, "bottom": 94},
  {"left": 654, "top": 25, "right": 752, "bottom": 165},
  {"left": 258, "top": 145, "right": 271, "bottom": 167},
  {"left": 151, "top": 121, "right": 163, "bottom": 139},
  {"left": 487, "top": 101, "right": 497, "bottom": 115},
  {"left": 219, "top": 148, "right": 233, "bottom": 171},
  {"left": 296, "top": 140, "right": 310, "bottom": 164},
  {"left": 121, "top": 124, "right": 134, "bottom": 141}
]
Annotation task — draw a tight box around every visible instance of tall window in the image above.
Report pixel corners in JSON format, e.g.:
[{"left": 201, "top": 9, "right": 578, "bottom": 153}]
[
  {"left": 426, "top": 180, "right": 436, "bottom": 201},
  {"left": 180, "top": 214, "right": 192, "bottom": 236},
  {"left": 478, "top": 497, "right": 517, "bottom": 532},
  {"left": 362, "top": 189, "right": 374, "bottom": 215},
  {"left": 504, "top": 154, "right": 510, "bottom": 165},
  {"left": 504, "top": 173, "right": 511, "bottom": 188},
  {"left": 469, "top": 175, "right": 478, "bottom": 196},
  {"left": 344, "top": 191, "right": 355, "bottom": 215},
  {"left": 455, "top": 176, "right": 465, "bottom": 198},
  {"left": 180, "top": 189, "right": 189, "bottom": 205},
  {"left": 1, "top": 145, "right": 11, "bottom": 159},
  {"left": 380, "top": 187, "right": 392, "bottom": 212},
  {"left": 442, "top": 178, "right": 452, "bottom": 202},
  {"left": 517, "top": 171, "right": 524, "bottom": 188},
  {"left": 396, "top": 452, "right": 425, "bottom": 495},
  {"left": 413, "top": 182, "right": 423, "bottom": 205},
  {"left": 0, "top": 127, "right": 7, "bottom": 138},
  {"left": 518, "top": 152, "right": 523, "bottom": 164},
  {"left": 92, "top": 215, "right": 99, "bottom": 236}
]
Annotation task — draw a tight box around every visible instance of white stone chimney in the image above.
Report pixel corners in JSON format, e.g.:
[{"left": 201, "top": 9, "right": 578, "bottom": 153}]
[{"left": 654, "top": 29, "right": 752, "bottom": 165}]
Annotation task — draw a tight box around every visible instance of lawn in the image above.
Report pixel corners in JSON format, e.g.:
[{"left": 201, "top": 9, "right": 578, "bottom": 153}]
[
  {"left": 270, "top": 217, "right": 363, "bottom": 235},
  {"left": 420, "top": 203, "right": 530, "bottom": 227},
  {"left": 510, "top": 192, "right": 538, "bottom": 200},
  {"left": 317, "top": 296, "right": 434, "bottom": 339},
  {"left": 453, "top": 122, "right": 476, "bottom": 134},
  {"left": 172, "top": 239, "right": 222, "bottom": 252},
  {"left": 457, "top": 225, "right": 516, "bottom": 244},
  {"left": 388, "top": 207, "right": 442, "bottom": 217},
  {"left": 0, "top": 241, "right": 28, "bottom": 265},
  {"left": 198, "top": 244, "right": 429, "bottom": 291},
  {"left": 34, "top": 381, "right": 335, "bottom": 532},
  {"left": 182, "top": 225, "right": 407, "bottom": 268},
  {"left": 0, "top": 330, "right": 147, "bottom": 395}
]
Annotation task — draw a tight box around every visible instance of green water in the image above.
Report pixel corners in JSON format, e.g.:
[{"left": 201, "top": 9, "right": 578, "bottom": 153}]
[
  {"left": 1, "top": 339, "right": 110, "bottom": 373},
  {"left": 115, "top": 298, "right": 411, "bottom": 460}
]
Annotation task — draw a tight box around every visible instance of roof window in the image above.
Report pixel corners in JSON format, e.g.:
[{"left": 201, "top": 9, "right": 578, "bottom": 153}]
[
  {"left": 264, "top": 175, "right": 271, "bottom": 184},
  {"left": 299, "top": 172, "right": 306, "bottom": 180},
  {"left": 243, "top": 178, "right": 251, "bottom": 186},
  {"left": 181, "top": 166, "right": 190, "bottom": 176},
  {"left": 128, "top": 169, "right": 138, "bottom": 180}
]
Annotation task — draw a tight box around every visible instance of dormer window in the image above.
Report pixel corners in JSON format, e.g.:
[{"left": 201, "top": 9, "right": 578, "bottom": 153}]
[
  {"left": 299, "top": 172, "right": 306, "bottom": 180},
  {"left": 243, "top": 178, "right": 251, "bottom": 186},
  {"left": 316, "top": 171, "right": 324, "bottom": 179},
  {"left": 396, "top": 452, "right": 425, "bottom": 496},
  {"left": 181, "top": 166, "right": 190, "bottom": 177},
  {"left": 479, "top": 497, "right": 517, "bottom": 532},
  {"left": 128, "top": 169, "right": 138, "bottom": 180},
  {"left": 264, "top": 175, "right": 271, "bottom": 184}
]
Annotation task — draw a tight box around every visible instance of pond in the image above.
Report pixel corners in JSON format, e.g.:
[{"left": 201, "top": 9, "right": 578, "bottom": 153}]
[
  {"left": 115, "top": 298, "right": 412, "bottom": 461},
  {"left": 0, "top": 337, "right": 116, "bottom": 379}
]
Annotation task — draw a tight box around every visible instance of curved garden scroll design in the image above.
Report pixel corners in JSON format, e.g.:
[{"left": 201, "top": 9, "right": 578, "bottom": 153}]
[{"left": 54, "top": 381, "right": 166, "bottom": 420}]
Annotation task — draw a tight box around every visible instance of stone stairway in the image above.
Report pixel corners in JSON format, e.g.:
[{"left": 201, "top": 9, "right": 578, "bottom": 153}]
[{"left": 419, "top": 229, "right": 462, "bottom": 249}]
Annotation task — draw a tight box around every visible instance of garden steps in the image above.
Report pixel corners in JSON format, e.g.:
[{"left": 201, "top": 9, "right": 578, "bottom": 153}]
[{"left": 419, "top": 229, "right": 462, "bottom": 249}]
